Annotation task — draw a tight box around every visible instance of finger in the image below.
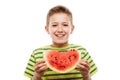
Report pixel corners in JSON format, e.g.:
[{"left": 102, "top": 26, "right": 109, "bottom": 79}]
[
  {"left": 78, "top": 60, "right": 90, "bottom": 69},
  {"left": 80, "top": 62, "right": 90, "bottom": 69},
  {"left": 34, "top": 62, "right": 46, "bottom": 71},
  {"left": 79, "top": 64, "right": 88, "bottom": 71},
  {"left": 77, "top": 63, "right": 86, "bottom": 70},
  {"left": 35, "top": 60, "right": 45, "bottom": 66},
  {"left": 76, "top": 63, "right": 89, "bottom": 71},
  {"left": 34, "top": 60, "right": 45, "bottom": 68},
  {"left": 79, "top": 60, "right": 88, "bottom": 62},
  {"left": 39, "top": 65, "right": 48, "bottom": 71},
  {"left": 37, "top": 65, "right": 48, "bottom": 73},
  {"left": 84, "top": 60, "right": 90, "bottom": 65}
]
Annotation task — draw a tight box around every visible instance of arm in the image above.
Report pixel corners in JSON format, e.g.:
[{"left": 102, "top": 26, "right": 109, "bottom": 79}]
[
  {"left": 32, "top": 72, "right": 42, "bottom": 80},
  {"left": 82, "top": 73, "right": 91, "bottom": 80}
]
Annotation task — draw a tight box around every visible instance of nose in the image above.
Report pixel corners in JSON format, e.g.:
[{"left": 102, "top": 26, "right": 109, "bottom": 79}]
[{"left": 57, "top": 26, "right": 63, "bottom": 32}]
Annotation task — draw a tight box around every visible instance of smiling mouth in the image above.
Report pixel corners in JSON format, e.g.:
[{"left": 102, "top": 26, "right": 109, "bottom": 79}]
[{"left": 55, "top": 34, "right": 65, "bottom": 38}]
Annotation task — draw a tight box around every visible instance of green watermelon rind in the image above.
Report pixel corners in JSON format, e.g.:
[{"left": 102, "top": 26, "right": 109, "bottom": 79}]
[{"left": 44, "top": 50, "right": 81, "bottom": 73}]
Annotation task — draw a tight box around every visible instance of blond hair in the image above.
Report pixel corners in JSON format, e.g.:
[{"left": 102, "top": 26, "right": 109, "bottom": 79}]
[{"left": 46, "top": 5, "right": 73, "bottom": 25}]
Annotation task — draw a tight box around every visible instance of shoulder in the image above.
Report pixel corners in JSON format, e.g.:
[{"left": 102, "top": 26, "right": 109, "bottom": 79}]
[
  {"left": 32, "top": 45, "right": 51, "bottom": 54},
  {"left": 70, "top": 44, "right": 88, "bottom": 56},
  {"left": 70, "top": 44, "right": 87, "bottom": 50}
]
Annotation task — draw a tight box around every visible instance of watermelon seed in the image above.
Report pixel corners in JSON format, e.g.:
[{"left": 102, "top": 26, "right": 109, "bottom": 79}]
[
  {"left": 73, "top": 54, "right": 76, "bottom": 58},
  {"left": 68, "top": 56, "right": 72, "bottom": 62},
  {"left": 70, "top": 49, "right": 75, "bottom": 51},
  {"left": 50, "top": 55, "right": 53, "bottom": 57},
  {"left": 59, "top": 65, "right": 65, "bottom": 68},
  {"left": 60, "top": 61, "right": 63, "bottom": 63},
  {"left": 51, "top": 61, "right": 54, "bottom": 63},
  {"left": 55, "top": 57, "right": 57, "bottom": 61},
  {"left": 55, "top": 57, "right": 57, "bottom": 60}
]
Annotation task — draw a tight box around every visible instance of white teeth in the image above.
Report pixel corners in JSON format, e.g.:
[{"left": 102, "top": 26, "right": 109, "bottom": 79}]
[
  {"left": 56, "top": 34, "right": 64, "bottom": 37},
  {"left": 57, "top": 35, "right": 63, "bottom": 37}
]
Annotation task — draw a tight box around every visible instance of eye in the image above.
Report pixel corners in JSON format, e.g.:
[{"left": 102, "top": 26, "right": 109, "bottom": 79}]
[
  {"left": 63, "top": 24, "right": 68, "bottom": 26},
  {"left": 52, "top": 25, "right": 57, "bottom": 27}
]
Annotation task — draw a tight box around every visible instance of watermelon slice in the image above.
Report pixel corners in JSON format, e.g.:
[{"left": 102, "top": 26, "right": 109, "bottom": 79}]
[{"left": 44, "top": 49, "right": 80, "bottom": 73}]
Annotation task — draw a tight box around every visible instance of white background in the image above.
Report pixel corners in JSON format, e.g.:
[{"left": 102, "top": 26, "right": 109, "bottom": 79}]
[{"left": 0, "top": 0, "right": 120, "bottom": 80}]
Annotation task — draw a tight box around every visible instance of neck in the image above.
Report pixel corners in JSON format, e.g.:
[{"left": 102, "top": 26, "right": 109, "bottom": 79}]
[{"left": 51, "top": 42, "right": 68, "bottom": 48}]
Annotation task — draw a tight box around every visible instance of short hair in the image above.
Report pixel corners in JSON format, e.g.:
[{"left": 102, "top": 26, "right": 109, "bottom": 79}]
[{"left": 46, "top": 5, "right": 73, "bottom": 25}]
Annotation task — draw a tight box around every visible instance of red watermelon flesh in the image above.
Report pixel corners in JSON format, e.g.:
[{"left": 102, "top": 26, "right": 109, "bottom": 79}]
[{"left": 44, "top": 49, "right": 80, "bottom": 73}]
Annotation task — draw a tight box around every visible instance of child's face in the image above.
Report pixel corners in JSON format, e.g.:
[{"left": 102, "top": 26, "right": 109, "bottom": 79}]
[{"left": 45, "top": 13, "right": 74, "bottom": 44}]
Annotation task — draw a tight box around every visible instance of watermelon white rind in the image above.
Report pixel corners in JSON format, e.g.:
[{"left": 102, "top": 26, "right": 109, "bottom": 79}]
[{"left": 44, "top": 50, "right": 81, "bottom": 73}]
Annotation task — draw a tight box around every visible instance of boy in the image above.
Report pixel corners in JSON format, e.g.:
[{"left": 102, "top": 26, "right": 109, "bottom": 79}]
[{"left": 24, "top": 5, "right": 97, "bottom": 80}]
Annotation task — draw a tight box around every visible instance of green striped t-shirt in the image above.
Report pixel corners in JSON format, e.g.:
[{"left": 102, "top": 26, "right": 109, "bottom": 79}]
[{"left": 24, "top": 44, "right": 97, "bottom": 80}]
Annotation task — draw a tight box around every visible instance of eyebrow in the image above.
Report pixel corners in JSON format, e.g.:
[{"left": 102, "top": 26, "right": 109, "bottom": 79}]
[
  {"left": 63, "top": 22, "right": 68, "bottom": 24},
  {"left": 51, "top": 22, "right": 68, "bottom": 23}
]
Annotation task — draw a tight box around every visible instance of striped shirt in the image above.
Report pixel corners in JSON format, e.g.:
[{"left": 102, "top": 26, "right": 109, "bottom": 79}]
[{"left": 24, "top": 44, "right": 97, "bottom": 80}]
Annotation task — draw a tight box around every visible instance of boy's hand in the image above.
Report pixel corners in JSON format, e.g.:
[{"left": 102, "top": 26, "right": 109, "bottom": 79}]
[
  {"left": 76, "top": 60, "right": 90, "bottom": 78},
  {"left": 33, "top": 60, "right": 48, "bottom": 79}
]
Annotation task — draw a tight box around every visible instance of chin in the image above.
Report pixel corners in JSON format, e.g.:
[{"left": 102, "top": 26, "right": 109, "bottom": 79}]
[{"left": 55, "top": 40, "right": 67, "bottom": 44}]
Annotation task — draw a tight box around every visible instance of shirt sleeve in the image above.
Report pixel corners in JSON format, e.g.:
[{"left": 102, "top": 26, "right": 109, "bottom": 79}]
[
  {"left": 24, "top": 51, "right": 36, "bottom": 78},
  {"left": 81, "top": 50, "right": 98, "bottom": 76}
]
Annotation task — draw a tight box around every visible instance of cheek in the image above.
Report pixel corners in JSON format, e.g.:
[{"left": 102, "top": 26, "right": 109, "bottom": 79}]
[
  {"left": 66, "top": 28, "right": 72, "bottom": 34},
  {"left": 63, "top": 26, "right": 72, "bottom": 32},
  {"left": 49, "top": 28, "right": 56, "bottom": 35}
]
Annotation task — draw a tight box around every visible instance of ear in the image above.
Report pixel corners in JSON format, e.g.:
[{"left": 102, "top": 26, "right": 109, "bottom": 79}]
[
  {"left": 45, "top": 26, "right": 50, "bottom": 34},
  {"left": 70, "top": 25, "right": 74, "bottom": 34}
]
